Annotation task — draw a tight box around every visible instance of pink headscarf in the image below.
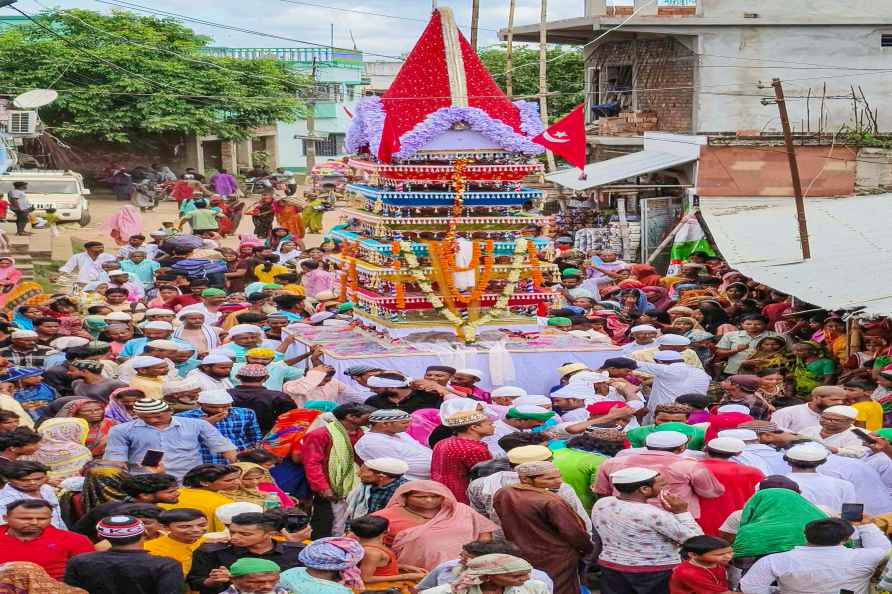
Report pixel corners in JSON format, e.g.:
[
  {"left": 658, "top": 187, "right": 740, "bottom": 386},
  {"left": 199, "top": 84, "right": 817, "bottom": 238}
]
[
  {"left": 0, "top": 257, "right": 22, "bottom": 283},
  {"left": 373, "top": 480, "right": 498, "bottom": 570},
  {"left": 406, "top": 409, "right": 441, "bottom": 446},
  {"left": 100, "top": 205, "right": 143, "bottom": 245}
]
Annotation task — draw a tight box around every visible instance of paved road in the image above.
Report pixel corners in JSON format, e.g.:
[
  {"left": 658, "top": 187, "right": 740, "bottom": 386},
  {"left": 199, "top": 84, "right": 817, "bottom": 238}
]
[{"left": 4, "top": 192, "right": 338, "bottom": 261}]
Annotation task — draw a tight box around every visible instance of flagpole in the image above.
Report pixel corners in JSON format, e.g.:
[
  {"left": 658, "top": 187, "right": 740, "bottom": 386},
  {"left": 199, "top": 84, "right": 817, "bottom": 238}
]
[{"left": 538, "top": 0, "right": 556, "bottom": 172}]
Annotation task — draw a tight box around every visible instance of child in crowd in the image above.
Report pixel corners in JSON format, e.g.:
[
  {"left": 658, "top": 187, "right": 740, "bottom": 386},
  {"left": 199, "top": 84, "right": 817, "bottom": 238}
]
[
  {"left": 3, "top": 368, "right": 57, "bottom": 420},
  {"left": 349, "top": 515, "right": 427, "bottom": 592},
  {"left": 669, "top": 535, "right": 734, "bottom": 594}
]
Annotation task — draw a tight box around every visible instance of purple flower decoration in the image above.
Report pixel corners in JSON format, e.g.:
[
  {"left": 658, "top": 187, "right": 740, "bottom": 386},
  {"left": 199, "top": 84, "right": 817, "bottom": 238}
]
[
  {"left": 345, "top": 96, "right": 386, "bottom": 155},
  {"left": 515, "top": 100, "right": 545, "bottom": 138}
]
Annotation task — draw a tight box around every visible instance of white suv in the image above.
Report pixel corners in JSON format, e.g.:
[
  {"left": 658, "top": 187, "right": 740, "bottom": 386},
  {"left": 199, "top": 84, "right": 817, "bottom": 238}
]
[{"left": 0, "top": 170, "right": 91, "bottom": 226}]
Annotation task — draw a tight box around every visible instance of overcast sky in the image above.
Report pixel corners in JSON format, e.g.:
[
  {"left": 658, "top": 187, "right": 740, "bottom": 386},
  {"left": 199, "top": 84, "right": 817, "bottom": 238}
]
[{"left": 14, "top": 0, "right": 582, "bottom": 58}]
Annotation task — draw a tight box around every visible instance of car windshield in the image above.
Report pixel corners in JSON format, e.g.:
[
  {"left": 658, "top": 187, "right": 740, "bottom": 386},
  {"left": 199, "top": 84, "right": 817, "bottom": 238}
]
[{"left": 0, "top": 180, "right": 79, "bottom": 194}]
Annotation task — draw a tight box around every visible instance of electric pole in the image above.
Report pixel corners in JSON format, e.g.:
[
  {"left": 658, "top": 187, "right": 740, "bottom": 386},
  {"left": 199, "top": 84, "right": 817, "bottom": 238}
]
[
  {"left": 505, "top": 0, "right": 516, "bottom": 99},
  {"left": 539, "top": 0, "right": 556, "bottom": 171},
  {"left": 771, "top": 78, "right": 811, "bottom": 259},
  {"left": 305, "top": 58, "right": 319, "bottom": 174},
  {"left": 470, "top": 0, "right": 480, "bottom": 50}
]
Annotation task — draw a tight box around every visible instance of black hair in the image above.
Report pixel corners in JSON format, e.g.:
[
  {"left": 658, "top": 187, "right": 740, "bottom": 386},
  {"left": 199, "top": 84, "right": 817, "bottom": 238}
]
[
  {"left": 6, "top": 499, "right": 52, "bottom": 514},
  {"left": 844, "top": 377, "right": 878, "bottom": 391},
  {"left": 740, "top": 313, "right": 769, "bottom": 325},
  {"left": 332, "top": 403, "right": 376, "bottom": 421},
  {"left": 235, "top": 312, "right": 266, "bottom": 324},
  {"left": 569, "top": 316, "right": 591, "bottom": 326},
  {"left": 87, "top": 305, "right": 112, "bottom": 315},
  {"left": 755, "top": 367, "right": 785, "bottom": 378},
  {"left": 566, "top": 434, "right": 606, "bottom": 452},
  {"left": 273, "top": 273, "right": 299, "bottom": 285},
  {"left": 705, "top": 447, "right": 737, "bottom": 460},
  {"left": 182, "top": 464, "right": 240, "bottom": 488},
  {"left": 189, "top": 278, "right": 209, "bottom": 287},
  {"left": 783, "top": 455, "right": 825, "bottom": 470},
  {"left": 245, "top": 293, "right": 269, "bottom": 304},
  {"left": 33, "top": 317, "right": 59, "bottom": 328},
  {"left": 697, "top": 301, "right": 730, "bottom": 334},
  {"left": 120, "top": 473, "right": 178, "bottom": 497},
  {"left": 680, "top": 535, "right": 730, "bottom": 556},
  {"left": 349, "top": 514, "right": 389, "bottom": 539},
  {"left": 463, "top": 537, "right": 523, "bottom": 557},
  {"left": 601, "top": 357, "right": 637, "bottom": 370},
  {"left": 273, "top": 294, "right": 305, "bottom": 310},
  {"left": 0, "top": 461, "right": 49, "bottom": 480},
  {"left": 425, "top": 365, "right": 456, "bottom": 374},
  {"left": 804, "top": 518, "right": 854, "bottom": 546},
  {"left": 237, "top": 449, "right": 281, "bottom": 465},
  {"left": 230, "top": 512, "right": 279, "bottom": 532},
  {"left": 613, "top": 476, "right": 657, "bottom": 494},
  {"left": 83, "top": 241, "right": 103, "bottom": 249},
  {"left": 118, "top": 503, "right": 163, "bottom": 520},
  {"left": 0, "top": 427, "right": 41, "bottom": 450},
  {"left": 0, "top": 410, "right": 19, "bottom": 423},
  {"left": 498, "top": 432, "right": 549, "bottom": 452},
  {"left": 104, "top": 287, "right": 129, "bottom": 296},
  {"left": 158, "top": 508, "right": 207, "bottom": 525},
  {"left": 300, "top": 260, "right": 319, "bottom": 270},
  {"left": 12, "top": 181, "right": 27, "bottom": 189},
  {"left": 373, "top": 372, "right": 406, "bottom": 382},
  {"left": 675, "top": 393, "right": 711, "bottom": 410}
]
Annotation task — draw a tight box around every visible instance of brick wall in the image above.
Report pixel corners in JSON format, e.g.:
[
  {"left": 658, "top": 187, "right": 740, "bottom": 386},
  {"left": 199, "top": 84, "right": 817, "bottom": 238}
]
[
  {"left": 657, "top": 6, "right": 697, "bottom": 16},
  {"left": 589, "top": 38, "right": 695, "bottom": 133}
]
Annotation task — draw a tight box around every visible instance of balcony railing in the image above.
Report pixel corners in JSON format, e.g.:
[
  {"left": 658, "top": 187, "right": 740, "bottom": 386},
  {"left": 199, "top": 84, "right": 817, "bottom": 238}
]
[{"left": 201, "top": 47, "right": 362, "bottom": 68}]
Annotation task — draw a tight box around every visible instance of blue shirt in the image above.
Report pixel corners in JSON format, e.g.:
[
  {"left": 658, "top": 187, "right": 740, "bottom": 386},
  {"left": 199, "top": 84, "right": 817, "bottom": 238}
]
[
  {"left": 231, "top": 360, "right": 303, "bottom": 391},
  {"left": 176, "top": 407, "right": 262, "bottom": 464},
  {"left": 120, "top": 336, "right": 193, "bottom": 359},
  {"left": 103, "top": 417, "right": 235, "bottom": 479}
]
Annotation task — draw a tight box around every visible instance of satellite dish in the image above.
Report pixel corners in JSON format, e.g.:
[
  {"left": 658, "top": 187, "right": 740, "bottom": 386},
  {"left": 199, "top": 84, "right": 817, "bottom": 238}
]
[{"left": 13, "top": 89, "right": 58, "bottom": 109}]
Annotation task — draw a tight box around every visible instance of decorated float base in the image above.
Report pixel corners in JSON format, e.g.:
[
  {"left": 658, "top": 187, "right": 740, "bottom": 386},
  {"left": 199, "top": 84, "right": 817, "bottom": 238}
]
[{"left": 284, "top": 323, "right": 621, "bottom": 394}]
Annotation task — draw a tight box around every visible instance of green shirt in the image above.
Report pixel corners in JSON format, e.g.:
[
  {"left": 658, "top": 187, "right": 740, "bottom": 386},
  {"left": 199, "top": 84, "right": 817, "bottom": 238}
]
[
  {"left": 183, "top": 208, "right": 219, "bottom": 230},
  {"left": 626, "top": 422, "right": 706, "bottom": 451},
  {"left": 551, "top": 447, "right": 606, "bottom": 512}
]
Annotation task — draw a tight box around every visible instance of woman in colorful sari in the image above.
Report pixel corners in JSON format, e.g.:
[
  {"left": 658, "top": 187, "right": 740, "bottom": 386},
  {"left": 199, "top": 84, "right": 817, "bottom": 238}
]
[
  {"left": 0, "top": 257, "right": 22, "bottom": 294},
  {"left": 103, "top": 387, "right": 144, "bottom": 424},
  {"left": 790, "top": 341, "right": 836, "bottom": 398},
  {"left": 372, "top": 480, "right": 497, "bottom": 571},
  {"left": 820, "top": 316, "right": 856, "bottom": 367},
  {"left": 57, "top": 399, "right": 116, "bottom": 457},
  {"left": 275, "top": 240, "right": 303, "bottom": 267},
  {"left": 0, "top": 561, "right": 88, "bottom": 594},
  {"left": 11, "top": 305, "right": 41, "bottom": 331},
  {"left": 731, "top": 486, "right": 826, "bottom": 573},
  {"left": 629, "top": 263, "right": 662, "bottom": 287},
  {"left": 249, "top": 195, "right": 277, "bottom": 239},
  {"left": 301, "top": 195, "right": 326, "bottom": 234},
  {"left": 741, "top": 335, "right": 791, "bottom": 374},
  {"left": 80, "top": 462, "right": 128, "bottom": 515},
  {"left": 30, "top": 417, "right": 93, "bottom": 481},
  {"left": 274, "top": 198, "right": 306, "bottom": 240},
  {"left": 221, "top": 462, "right": 293, "bottom": 508}
]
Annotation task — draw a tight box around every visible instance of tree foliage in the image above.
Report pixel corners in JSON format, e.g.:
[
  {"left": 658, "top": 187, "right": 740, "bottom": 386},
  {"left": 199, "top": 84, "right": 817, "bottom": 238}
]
[
  {"left": 0, "top": 9, "right": 306, "bottom": 142},
  {"left": 479, "top": 45, "right": 584, "bottom": 122}
]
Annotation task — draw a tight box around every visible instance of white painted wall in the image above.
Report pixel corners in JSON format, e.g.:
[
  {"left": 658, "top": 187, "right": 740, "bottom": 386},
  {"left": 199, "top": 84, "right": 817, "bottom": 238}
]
[{"left": 695, "top": 26, "right": 892, "bottom": 134}]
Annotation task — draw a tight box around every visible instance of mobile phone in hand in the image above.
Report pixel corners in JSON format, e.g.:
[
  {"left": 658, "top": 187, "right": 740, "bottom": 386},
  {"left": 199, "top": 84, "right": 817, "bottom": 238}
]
[
  {"left": 140, "top": 449, "right": 164, "bottom": 467},
  {"left": 851, "top": 427, "right": 877, "bottom": 444},
  {"left": 841, "top": 503, "right": 864, "bottom": 523}
]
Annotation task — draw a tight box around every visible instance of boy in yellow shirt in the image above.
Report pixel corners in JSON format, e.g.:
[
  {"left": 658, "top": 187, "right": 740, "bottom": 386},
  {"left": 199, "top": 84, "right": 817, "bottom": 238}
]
[{"left": 145, "top": 508, "right": 208, "bottom": 576}]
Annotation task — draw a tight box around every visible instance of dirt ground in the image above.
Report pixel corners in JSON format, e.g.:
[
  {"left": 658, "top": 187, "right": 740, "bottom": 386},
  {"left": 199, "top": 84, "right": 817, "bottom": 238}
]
[{"left": 5, "top": 191, "right": 341, "bottom": 261}]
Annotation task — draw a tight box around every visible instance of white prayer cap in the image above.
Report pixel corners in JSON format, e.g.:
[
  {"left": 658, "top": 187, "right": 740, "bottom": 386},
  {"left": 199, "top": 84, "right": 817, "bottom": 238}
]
[
  {"left": 513, "top": 405, "right": 550, "bottom": 416},
  {"left": 557, "top": 362, "right": 589, "bottom": 377},
  {"left": 162, "top": 379, "right": 202, "bottom": 396},
  {"left": 569, "top": 371, "right": 610, "bottom": 385},
  {"left": 364, "top": 457, "right": 409, "bottom": 475},
  {"left": 227, "top": 324, "right": 263, "bottom": 338},
  {"left": 571, "top": 289, "right": 595, "bottom": 300},
  {"left": 718, "top": 429, "right": 758, "bottom": 442},
  {"left": 786, "top": 443, "right": 830, "bottom": 462},
  {"left": 215, "top": 502, "right": 263, "bottom": 524},
  {"left": 197, "top": 389, "right": 233, "bottom": 405},
  {"left": 455, "top": 368, "right": 484, "bottom": 379},
  {"left": 60, "top": 476, "right": 85, "bottom": 492},
  {"left": 146, "top": 339, "right": 182, "bottom": 351},
  {"left": 610, "top": 467, "right": 659, "bottom": 485},
  {"left": 308, "top": 312, "right": 335, "bottom": 324},
  {"left": 145, "top": 308, "right": 175, "bottom": 316},
  {"left": 131, "top": 355, "right": 166, "bottom": 369},
  {"left": 657, "top": 334, "right": 691, "bottom": 346},
  {"left": 491, "top": 386, "right": 527, "bottom": 399},
  {"left": 50, "top": 336, "right": 90, "bottom": 351},
  {"left": 653, "top": 351, "right": 684, "bottom": 362},
  {"left": 200, "top": 353, "right": 233, "bottom": 365},
  {"left": 822, "top": 405, "right": 859, "bottom": 420},
  {"left": 367, "top": 375, "right": 410, "bottom": 388},
  {"left": 631, "top": 324, "right": 658, "bottom": 334},
  {"left": 645, "top": 430, "right": 689, "bottom": 448},
  {"left": 717, "top": 404, "right": 750, "bottom": 415},
  {"left": 515, "top": 395, "right": 551, "bottom": 408},
  {"left": 143, "top": 321, "right": 173, "bottom": 331},
  {"left": 707, "top": 437, "right": 746, "bottom": 454},
  {"left": 11, "top": 330, "right": 38, "bottom": 339},
  {"left": 105, "top": 312, "right": 133, "bottom": 322},
  {"left": 551, "top": 384, "right": 597, "bottom": 400}
]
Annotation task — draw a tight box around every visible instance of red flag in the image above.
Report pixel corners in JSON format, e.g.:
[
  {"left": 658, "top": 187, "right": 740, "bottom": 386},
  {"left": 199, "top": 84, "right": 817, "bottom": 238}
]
[
  {"left": 532, "top": 103, "right": 587, "bottom": 170},
  {"left": 377, "top": 113, "right": 401, "bottom": 164}
]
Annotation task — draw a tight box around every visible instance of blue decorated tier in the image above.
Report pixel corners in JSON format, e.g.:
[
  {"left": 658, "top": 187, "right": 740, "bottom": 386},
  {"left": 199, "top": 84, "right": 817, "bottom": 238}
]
[{"left": 348, "top": 183, "right": 543, "bottom": 207}]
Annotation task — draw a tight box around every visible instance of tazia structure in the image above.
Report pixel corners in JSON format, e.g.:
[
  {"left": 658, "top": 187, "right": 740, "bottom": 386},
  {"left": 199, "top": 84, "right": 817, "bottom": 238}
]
[{"left": 337, "top": 7, "right": 560, "bottom": 342}]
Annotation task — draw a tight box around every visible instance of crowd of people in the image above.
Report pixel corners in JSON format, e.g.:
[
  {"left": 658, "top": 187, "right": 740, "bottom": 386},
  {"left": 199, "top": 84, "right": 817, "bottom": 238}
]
[{"left": 1, "top": 200, "right": 892, "bottom": 594}]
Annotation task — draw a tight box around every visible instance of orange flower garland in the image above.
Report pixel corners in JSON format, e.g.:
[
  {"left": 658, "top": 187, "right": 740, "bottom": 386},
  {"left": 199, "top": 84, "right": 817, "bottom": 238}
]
[{"left": 527, "top": 240, "right": 544, "bottom": 289}]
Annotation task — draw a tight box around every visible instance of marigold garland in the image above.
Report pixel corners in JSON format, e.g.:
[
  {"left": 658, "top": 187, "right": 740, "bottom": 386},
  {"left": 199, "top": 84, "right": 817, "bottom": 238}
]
[{"left": 527, "top": 240, "right": 544, "bottom": 289}]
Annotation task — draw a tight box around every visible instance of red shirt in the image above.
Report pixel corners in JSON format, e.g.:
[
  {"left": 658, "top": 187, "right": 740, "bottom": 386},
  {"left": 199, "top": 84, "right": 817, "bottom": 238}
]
[
  {"left": 0, "top": 525, "right": 93, "bottom": 579},
  {"left": 301, "top": 425, "right": 363, "bottom": 493},
  {"left": 430, "top": 436, "right": 492, "bottom": 504},
  {"left": 697, "top": 458, "right": 764, "bottom": 536},
  {"left": 670, "top": 560, "right": 730, "bottom": 593},
  {"left": 166, "top": 294, "right": 201, "bottom": 309}
]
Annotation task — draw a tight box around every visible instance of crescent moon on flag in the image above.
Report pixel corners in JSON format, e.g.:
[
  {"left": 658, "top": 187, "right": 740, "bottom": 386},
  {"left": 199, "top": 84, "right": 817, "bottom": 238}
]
[{"left": 542, "top": 131, "right": 570, "bottom": 144}]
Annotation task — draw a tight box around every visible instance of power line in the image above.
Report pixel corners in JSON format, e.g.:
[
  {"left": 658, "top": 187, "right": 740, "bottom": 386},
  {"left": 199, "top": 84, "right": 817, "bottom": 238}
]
[{"left": 276, "top": 0, "right": 498, "bottom": 32}]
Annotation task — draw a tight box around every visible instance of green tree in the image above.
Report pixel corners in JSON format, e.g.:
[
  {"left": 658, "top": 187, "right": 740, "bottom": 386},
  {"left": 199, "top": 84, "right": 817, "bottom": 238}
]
[
  {"left": 479, "top": 45, "right": 584, "bottom": 121},
  {"left": 0, "top": 9, "right": 306, "bottom": 142}
]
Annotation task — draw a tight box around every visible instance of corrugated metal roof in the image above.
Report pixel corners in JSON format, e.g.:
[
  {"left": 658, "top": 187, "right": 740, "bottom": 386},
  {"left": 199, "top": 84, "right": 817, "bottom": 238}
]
[
  {"left": 700, "top": 195, "right": 892, "bottom": 316},
  {"left": 546, "top": 150, "right": 698, "bottom": 191}
]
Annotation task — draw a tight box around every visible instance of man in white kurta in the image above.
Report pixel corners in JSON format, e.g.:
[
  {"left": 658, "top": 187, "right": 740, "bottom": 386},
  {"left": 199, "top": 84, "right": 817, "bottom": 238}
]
[
  {"left": 633, "top": 353, "right": 711, "bottom": 420},
  {"left": 782, "top": 443, "right": 858, "bottom": 513},
  {"left": 797, "top": 405, "right": 868, "bottom": 458},
  {"left": 354, "top": 409, "right": 432, "bottom": 480},
  {"left": 770, "top": 385, "right": 848, "bottom": 433}
]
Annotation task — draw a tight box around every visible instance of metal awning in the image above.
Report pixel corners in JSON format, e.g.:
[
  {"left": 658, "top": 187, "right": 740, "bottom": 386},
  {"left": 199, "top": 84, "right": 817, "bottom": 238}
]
[
  {"left": 700, "top": 195, "right": 892, "bottom": 316},
  {"left": 546, "top": 132, "right": 706, "bottom": 191}
]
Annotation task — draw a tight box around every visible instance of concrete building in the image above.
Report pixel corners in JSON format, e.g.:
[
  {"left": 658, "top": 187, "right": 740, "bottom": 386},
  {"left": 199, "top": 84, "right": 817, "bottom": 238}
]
[
  {"left": 362, "top": 61, "right": 403, "bottom": 96},
  {"left": 505, "top": 0, "right": 892, "bottom": 135},
  {"left": 196, "top": 47, "right": 364, "bottom": 174}
]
